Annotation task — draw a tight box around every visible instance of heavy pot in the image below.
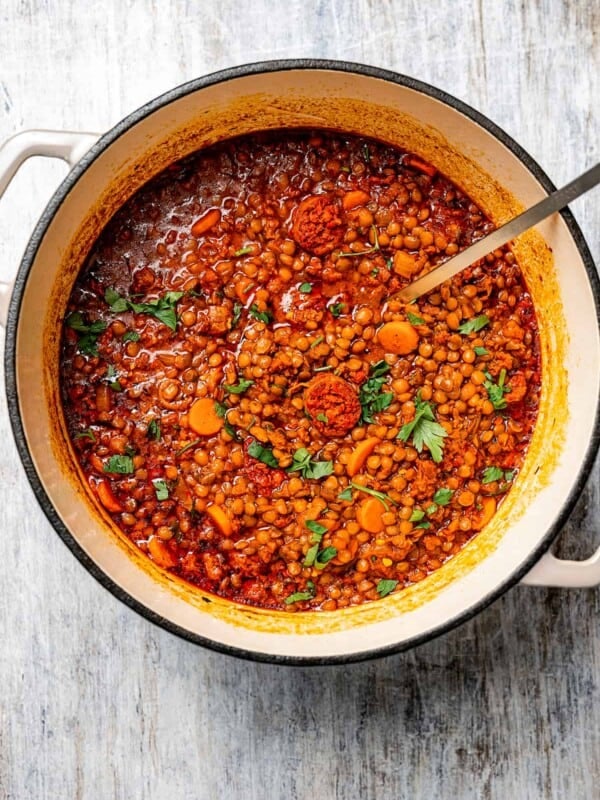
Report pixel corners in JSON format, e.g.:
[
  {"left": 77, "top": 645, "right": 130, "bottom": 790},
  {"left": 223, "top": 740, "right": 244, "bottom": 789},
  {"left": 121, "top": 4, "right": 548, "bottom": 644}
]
[{"left": 2, "top": 60, "right": 599, "bottom": 664}]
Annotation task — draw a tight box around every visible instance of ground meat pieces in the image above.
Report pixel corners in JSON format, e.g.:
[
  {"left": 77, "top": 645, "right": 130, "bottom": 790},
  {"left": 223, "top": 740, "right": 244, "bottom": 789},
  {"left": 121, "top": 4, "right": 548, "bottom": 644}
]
[
  {"left": 304, "top": 375, "right": 362, "bottom": 437},
  {"left": 291, "top": 193, "right": 345, "bottom": 255},
  {"left": 272, "top": 284, "right": 326, "bottom": 326}
]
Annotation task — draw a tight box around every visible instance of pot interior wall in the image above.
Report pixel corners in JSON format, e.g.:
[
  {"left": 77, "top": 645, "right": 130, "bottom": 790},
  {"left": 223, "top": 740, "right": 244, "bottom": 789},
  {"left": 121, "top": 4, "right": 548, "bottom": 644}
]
[{"left": 11, "top": 67, "right": 599, "bottom": 658}]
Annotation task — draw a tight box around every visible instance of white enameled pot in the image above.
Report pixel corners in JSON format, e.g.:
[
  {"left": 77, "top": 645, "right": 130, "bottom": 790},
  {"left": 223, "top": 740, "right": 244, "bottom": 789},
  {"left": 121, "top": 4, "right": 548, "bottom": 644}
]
[{"left": 2, "top": 61, "right": 600, "bottom": 664}]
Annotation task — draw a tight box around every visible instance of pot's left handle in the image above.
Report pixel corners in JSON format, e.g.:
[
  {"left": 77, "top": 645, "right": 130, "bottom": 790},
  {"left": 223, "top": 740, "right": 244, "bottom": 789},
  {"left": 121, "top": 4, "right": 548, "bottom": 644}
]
[{"left": 0, "top": 129, "right": 101, "bottom": 327}]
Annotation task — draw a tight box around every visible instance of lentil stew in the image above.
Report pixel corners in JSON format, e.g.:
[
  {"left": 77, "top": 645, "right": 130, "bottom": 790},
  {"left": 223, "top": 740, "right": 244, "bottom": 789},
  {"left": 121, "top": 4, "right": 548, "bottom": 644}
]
[{"left": 60, "top": 130, "right": 541, "bottom": 611}]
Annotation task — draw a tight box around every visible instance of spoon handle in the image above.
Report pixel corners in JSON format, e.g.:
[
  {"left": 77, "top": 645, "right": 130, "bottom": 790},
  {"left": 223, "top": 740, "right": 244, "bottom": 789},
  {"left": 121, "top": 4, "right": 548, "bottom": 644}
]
[{"left": 396, "top": 162, "right": 600, "bottom": 303}]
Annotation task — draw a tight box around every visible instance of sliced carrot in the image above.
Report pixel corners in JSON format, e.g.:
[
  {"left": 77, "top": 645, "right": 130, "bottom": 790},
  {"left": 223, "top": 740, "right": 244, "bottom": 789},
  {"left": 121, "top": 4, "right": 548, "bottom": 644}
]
[
  {"left": 206, "top": 504, "right": 233, "bottom": 537},
  {"left": 93, "top": 477, "right": 123, "bottom": 513},
  {"left": 191, "top": 208, "right": 221, "bottom": 237},
  {"left": 174, "top": 478, "right": 193, "bottom": 511},
  {"left": 342, "top": 190, "right": 371, "bottom": 210},
  {"left": 377, "top": 321, "right": 419, "bottom": 355},
  {"left": 347, "top": 437, "right": 381, "bottom": 477},
  {"left": 188, "top": 397, "right": 224, "bottom": 436},
  {"left": 404, "top": 155, "right": 437, "bottom": 177},
  {"left": 357, "top": 496, "right": 385, "bottom": 534},
  {"left": 392, "top": 250, "right": 419, "bottom": 278},
  {"left": 473, "top": 496, "right": 497, "bottom": 531},
  {"left": 147, "top": 536, "right": 177, "bottom": 568}
]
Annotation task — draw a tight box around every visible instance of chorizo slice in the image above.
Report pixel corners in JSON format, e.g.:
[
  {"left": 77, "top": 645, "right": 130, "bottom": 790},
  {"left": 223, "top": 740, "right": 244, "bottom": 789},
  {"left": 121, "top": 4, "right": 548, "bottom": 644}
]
[
  {"left": 291, "top": 193, "right": 345, "bottom": 256},
  {"left": 304, "top": 374, "right": 361, "bottom": 437}
]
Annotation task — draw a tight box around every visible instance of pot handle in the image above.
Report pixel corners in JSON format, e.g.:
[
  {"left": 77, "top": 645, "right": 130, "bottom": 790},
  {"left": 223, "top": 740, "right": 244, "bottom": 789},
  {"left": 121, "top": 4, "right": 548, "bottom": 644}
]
[
  {"left": 0, "top": 129, "right": 101, "bottom": 327},
  {"left": 521, "top": 547, "right": 600, "bottom": 588}
]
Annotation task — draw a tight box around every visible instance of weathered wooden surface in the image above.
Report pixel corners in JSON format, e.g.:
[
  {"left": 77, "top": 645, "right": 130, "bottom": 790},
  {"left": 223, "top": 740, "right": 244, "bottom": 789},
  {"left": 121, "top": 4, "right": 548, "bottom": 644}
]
[{"left": 0, "top": 2, "right": 599, "bottom": 798}]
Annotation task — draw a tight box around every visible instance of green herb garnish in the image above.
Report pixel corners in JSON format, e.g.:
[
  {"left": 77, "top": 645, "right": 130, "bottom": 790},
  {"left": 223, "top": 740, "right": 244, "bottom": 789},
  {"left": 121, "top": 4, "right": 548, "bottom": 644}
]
[
  {"left": 398, "top": 392, "right": 447, "bottom": 463},
  {"left": 314, "top": 365, "right": 334, "bottom": 373},
  {"left": 152, "top": 478, "right": 169, "bottom": 501},
  {"left": 329, "top": 302, "right": 345, "bottom": 317},
  {"left": 105, "top": 288, "right": 184, "bottom": 331},
  {"left": 407, "top": 312, "right": 426, "bottom": 326},
  {"left": 249, "top": 303, "right": 273, "bottom": 324},
  {"left": 315, "top": 547, "right": 337, "bottom": 568},
  {"left": 103, "top": 455, "right": 134, "bottom": 474},
  {"left": 147, "top": 418, "right": 161, "bottom": 441},
  {"left": 306, "top": 520, "right": 328, "bottom": 538},
  {"left": 338, "top": 225, "right": 380, "bottom": 258},
  {"left": 458, "top": 314, "right": 490, "bottom": 335},
  {"left": 224, "top": 378, "right": 254, "bottom": 394},
  {"left": 248, "top": 441, "right": 280, "bottom": 468},
  {"left": 474, "top": 346, "right": 489, "bottom": 356},
  {"left": 316, "top": 413, "right": 328, "bottom": 423},
  {"left": 105, "top": 364, "right": 122, "bottom": 392},
  {"left": 299, "top": 282, "right": 312, "bottom": 294},
  {"left": 359, "top": 360, "right": 393, "bottom": 424},
  {"left": 309, "top": 335, "right": 324, "bottom": 350},
  {"left": 376, "top": 579, "right": 398, "bottom": 598},
  {"left": 484, "top": 369, "right": 510, "bottom": 410},
  {"left": 350, "top": 481, "right": 397, "bottom": 512},
  {"left": 482, "top": 466, "right": 514, "bottom": 484},
  {"left": 122, "top": 330, "right": 140, "bottom": 343},
  {"left": 234, "top": 246, "right": 253, "bottom": 257},
  {"left": 415, "top": 521, "right": 432, "bottom": 530},
  {"left": 363, "top": 143, "right": 371, "bottom": 163},
  {"left": 65, "top": 312, "right": 107, "bottom": 356},
  {"left": 231, "top": 301, "right": 243, "bottom": 330},
  {"left": 287, "top": 448, "right": 333, "bottom": 480},
  {"left": 74, "top": 429, "right": 96, "bottom": 442},
  {"left": 409, "top": 508, "right": 425, "bottom": 522},
  {"left": 338, "top": 487, "right": 353, "bottom": 502},
  {"left": 432, "top": 487, "right": 453, "bottom": 506},
  {"left": 284, "top": 580, "right": 315, "bottom": 605}
]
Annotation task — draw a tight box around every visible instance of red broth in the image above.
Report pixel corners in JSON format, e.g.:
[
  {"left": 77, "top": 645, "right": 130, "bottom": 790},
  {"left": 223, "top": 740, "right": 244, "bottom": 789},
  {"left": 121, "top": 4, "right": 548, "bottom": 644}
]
[{"left": 60, "top": 131, "right": 540, "bottom": 610}]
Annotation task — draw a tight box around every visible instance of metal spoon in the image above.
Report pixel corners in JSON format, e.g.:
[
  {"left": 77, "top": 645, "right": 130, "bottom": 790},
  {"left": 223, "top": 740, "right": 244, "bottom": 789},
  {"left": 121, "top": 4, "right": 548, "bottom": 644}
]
[{"left": 396, "top": 162, "right": 600, "bottom": 303}]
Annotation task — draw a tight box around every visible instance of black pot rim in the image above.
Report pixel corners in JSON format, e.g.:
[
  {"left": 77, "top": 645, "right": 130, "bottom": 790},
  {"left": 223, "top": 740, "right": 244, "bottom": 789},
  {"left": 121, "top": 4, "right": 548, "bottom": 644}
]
[{"left": 4, "top": 58, "right": 600, "bottom": 666}]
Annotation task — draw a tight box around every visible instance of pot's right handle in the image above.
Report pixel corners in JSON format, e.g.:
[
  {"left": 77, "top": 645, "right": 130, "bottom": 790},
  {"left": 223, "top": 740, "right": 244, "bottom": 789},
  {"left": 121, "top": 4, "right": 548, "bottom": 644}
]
[
  {"left": 521, "top": 547, "right": 600, "bottom": 588},
  {"left": 0, "top": 129, "right": 100, "bottom": 327}
]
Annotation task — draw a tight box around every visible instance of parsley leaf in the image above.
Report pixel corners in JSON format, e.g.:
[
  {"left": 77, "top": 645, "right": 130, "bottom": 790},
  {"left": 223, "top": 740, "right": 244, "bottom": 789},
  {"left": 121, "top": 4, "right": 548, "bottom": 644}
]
[
  {"left": 409, "top": 508, "right": 425, "bottom": 522},
  {"left": 248, "top": 441, "right": 280, "bottom": 468},
  {"left": 152, "top": 478, "right": 169, "bottom": 501},
  {"left": 474, "top": 346, "right": 489, "bottom": 356},
  {"left": 338, "top": 487, "right": 353, "bottom": 502},
  {"left": 284, "top": 580, "right": 315, "bottom": 605},
  {"left": 432, "top": 488, "right": 453, "bottom": 506},
  {"left": 234, "top": 246, "right": 253, "bottom": 256},
  {"left": 122, "top": 330, "right": 140, "bottom": 343},
  {"left": 105, "top": 288, "right": 184, "bottom": 331},
  {"left": 74, "top": 428, "right": 96, "bottom": 442},
  {"left": 224, "top": 378, "right": 254, "bottom": 394},
  {"left": 482, "top": 466, "right": 514, "bottom": 484},
  {"left": 359, "top": 360, "right": 393, "bottom": 423},
  {"left": 231, "top": 301, "right": 243, "bottom": 330},
  {"left": 329, "top": 302, "right": 345, "bottom": 317},
  {"left": 376, "top": 579, "right": 398, "bottom": 598},
  {"left": 416, "top": 521, "right": 432, "bottom": 529},
  {"left": 306, "top": 520, "right": 328, "bottom": 538},
  {"left": 458, "top": 314, "right": 490, "bottom": 335},
  {"left": 425, "top": 503, "right": 438, "bottom": 516},
  {"left": 105, "top": 364, "right": 122, "bottom": 391},
  {"left": 287, "top": 448, "right": 333, "bottom": 480},
  {"left": 103, "top": 455, "right": 134, "bottom": 474},
  {"left": 316, "top": 413, "right": 328, "bottom": 423},
  {"left": 147, "top": 418, "right": 161, "bottom": 441},
  {"left": 407, "top": 312, "right": 425, "bottom": 326},
  {"left": 315, "top": 547, "right": 337, "bottom": 568},
  {"left": 350, "top": 481, "right": 397, "bottom": 511},
  {"left": 397, "top": 392, "right": 447, "bottom": 462},
  {"left": 65, "top": 312, "right": 107, "bottom": 356},
  {"left": 299, "top": 282, "right": 312, "bottom": 294},
  {"left": 484, "top": 369, "right": 510, "bottom": 410},
  {"left": 249, "top": 304, "right": 272, "bottom": 324}
]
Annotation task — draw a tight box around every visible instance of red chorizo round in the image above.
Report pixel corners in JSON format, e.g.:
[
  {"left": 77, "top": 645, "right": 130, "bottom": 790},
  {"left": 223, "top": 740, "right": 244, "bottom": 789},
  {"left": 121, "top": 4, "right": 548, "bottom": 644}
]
[
  {"left": 291, "top": 193, "right": 345, "bottom": 256},
  {"left": 304, "top": 375, "right": 361, "bottom": 437}
]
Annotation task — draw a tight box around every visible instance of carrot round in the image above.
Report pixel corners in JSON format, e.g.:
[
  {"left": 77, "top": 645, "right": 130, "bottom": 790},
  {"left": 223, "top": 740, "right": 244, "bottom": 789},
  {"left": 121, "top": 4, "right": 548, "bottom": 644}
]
[
  {"left": 206, "top": 504, "right": 233, "bottom": 537},
  {"left": 392, "top": 250, "right": 419, "bottom": 278},
  {"left": 94, "top": 477, "right": 123, "bottom": 513},
  {"left": 188, "top": 398, "right": 224, "bottom": 436},
  {"left": 357, "top": 496, "right": 385, "bottom": 533},
  {"left": 147, "top": 536, "right": 177, "bottom": 568},
  {"left": 377, "top": 321, "right": 419, "bottom": 355},
  {"left": 191, "top": 208, "right": 221, "bottom": 237},
  {"left": 347, "top": 437, "right": 381, "bottom": 477},
  {"left": 473, "top": 496, "right": 497, "bottom": 530},
  {"left": 342, "top": 190, "right": 371, "bottom": 210}
]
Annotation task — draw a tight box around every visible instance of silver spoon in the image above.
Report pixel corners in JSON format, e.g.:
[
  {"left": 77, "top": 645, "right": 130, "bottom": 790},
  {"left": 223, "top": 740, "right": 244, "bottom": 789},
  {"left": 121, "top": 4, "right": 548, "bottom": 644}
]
[{"left": 396, "top": 162, "right": 600, "bottom": 303}]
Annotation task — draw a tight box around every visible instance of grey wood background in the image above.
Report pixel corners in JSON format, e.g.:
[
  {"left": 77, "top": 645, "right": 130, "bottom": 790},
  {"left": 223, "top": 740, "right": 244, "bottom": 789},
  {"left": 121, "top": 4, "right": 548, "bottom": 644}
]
[{"left": 1, "top": 1, "right": 599, "bottom": 798}]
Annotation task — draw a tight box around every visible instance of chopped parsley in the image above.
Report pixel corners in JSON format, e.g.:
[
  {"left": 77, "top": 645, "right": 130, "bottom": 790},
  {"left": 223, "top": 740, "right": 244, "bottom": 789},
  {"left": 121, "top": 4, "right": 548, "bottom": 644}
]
[
  {"left": 147, "top": 418, "right": 161, "bottom": 441},
  {"left": 484, "top": 369, "right": 510, "bottom": 410},
  {"left": 248, "top": 440, "right": 279, "bottom": 468},
  {"left": 298, "top": 282, "right": 312, "bottom": 294},
  {"left": 407, "top": 312, "right": 426, "bottom": 326},
  {"left": 329, "top": 302, "right": 345, "bottom": 317},
  {"left": 432, "top": 487, "right": 453, "bottom": 506},
  {"left": 103, "top": 455, "right": 134, "bottom": 474},
  {"left": 105, "top": 287, "right": 184, "bottom": 331},
  {"left": 398, "top": 392, "right": 447, "bottom": 463},
  {"left": 359, "top": 360, "right": 393, "bottom": 423},
  {"left": 303, "top": 520, "right": 336, "bottom": 568},
  {"left": 152, "top": 478, "right": 169, "bottom": 501},
  {"left": 316, "top": 413, "right": 328, "bottom": 423},
  {"left": 376, "top": 579, "right": 398, "bottom": 598},
  {"left": 482, "top": 466, "right": 514, "bottom": 484},
  {"left": 309, "top": 335, "right": 324, "bottom": 350},
  {"left": 105, "top": 364, "right": 122, "bottom": 391},
  {"left": 363, "top": 143, "right": 371, "bottom": 163},
  {"left": 314, "top": 365, "right": 334, "bottom": 373},
  {"left": 474, "top": 346, "right": 489, "bottom": 356},
  {"left": 74, "top": 428, "right": 96, "bottom": 442},
  {"left": 122, "top": 330, "right": 140, "bottom": 343},
  {"left": 284, "top": 580, "right": 315, "bottom": 605},
  {"left": 234, "top": 246, "right": 253, "bottom": 257},
  {"left": 249, "top": 303, "right": 273, "bottom": 324},
  {"left": 338, "top": 225, "right": 380, "bottom": 258},
  {"left": 224, "top": 378, "right": 254, "bottom": 394},
  {"left": 65, "top": 312, "right": 107, "bottom": 356},
  {"left": 409, "top": 508, "right": 425, "bottom": 522},
  {"left": 458, "top": 314, "right": 490, "bottom": 335},
  {"left": 287, "top": 448, "right": 333, "bottom": 480},
  {"left": 349, "top": 481, "right": 397, "bottom": 511},
  {"left": 231, "top": 301, "right": 243, "bottom": 329},
  {"left": 338, "top": 487, "right": 353, "bottom": 502}
]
